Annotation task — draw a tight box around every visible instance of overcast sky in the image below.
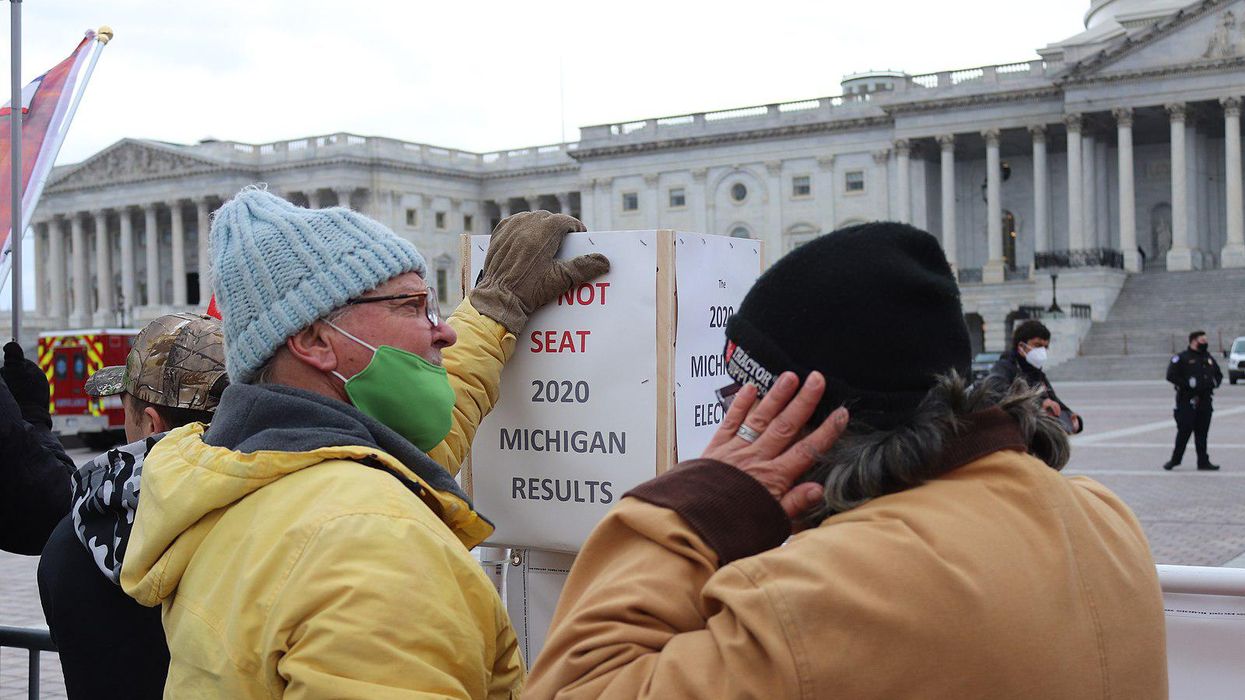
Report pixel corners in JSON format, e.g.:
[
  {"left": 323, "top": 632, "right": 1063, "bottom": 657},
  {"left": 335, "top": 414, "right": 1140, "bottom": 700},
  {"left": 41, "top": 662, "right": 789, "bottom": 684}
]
[{"left": 3, "top": 0, "right": 1093, "bottom": 311}]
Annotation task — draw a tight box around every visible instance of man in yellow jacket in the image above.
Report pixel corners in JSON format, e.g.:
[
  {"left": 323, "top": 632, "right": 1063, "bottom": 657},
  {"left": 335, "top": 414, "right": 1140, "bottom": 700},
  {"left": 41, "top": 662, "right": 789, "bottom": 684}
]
[
  {"left": 528, "top": 222, "right": 1166, "bottom": 699},
  {"left": 121, "top": 189, "right": 608, "bottom": 699}
]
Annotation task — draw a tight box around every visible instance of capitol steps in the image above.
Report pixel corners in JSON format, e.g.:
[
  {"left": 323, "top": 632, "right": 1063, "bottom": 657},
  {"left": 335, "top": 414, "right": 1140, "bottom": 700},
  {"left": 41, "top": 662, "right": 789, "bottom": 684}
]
[{"left": 1047, "top": 268, "right": 1245, "bottom": 381}]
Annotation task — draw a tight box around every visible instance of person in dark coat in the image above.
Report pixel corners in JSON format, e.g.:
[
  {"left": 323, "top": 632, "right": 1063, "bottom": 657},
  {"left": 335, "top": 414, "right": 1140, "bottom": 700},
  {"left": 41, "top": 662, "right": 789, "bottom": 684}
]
[
  {"left": 0, "top": 341, "right": 73, "bottom": 555},
  {"left": 38, "top": 313, "right": 225, "bottom": 700},
  {"left": 985, "top": 320, "right": 1083, "bottom": 434},
  {"left": 1163, "top": 330, "right": 1223, "bottom": 471}
]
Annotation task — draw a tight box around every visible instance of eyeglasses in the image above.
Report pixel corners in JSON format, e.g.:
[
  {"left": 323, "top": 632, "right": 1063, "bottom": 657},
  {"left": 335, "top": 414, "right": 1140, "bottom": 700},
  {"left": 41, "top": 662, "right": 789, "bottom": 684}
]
[{"left": 346, "top": 289, "right": 440, "bottom": 328}]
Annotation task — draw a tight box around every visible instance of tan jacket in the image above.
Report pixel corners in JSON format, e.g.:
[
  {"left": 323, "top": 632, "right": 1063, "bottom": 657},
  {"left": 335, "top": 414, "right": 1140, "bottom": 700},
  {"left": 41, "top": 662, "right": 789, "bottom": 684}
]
[{"left": 528, "top": 411, "right": 1166, "bottom": 699}]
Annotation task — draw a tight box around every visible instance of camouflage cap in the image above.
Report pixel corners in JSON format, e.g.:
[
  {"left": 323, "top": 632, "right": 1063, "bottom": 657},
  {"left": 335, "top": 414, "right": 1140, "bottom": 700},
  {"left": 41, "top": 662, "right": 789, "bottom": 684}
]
[{"left": 84, "top": 313, "right": 228, "bottom": 412}]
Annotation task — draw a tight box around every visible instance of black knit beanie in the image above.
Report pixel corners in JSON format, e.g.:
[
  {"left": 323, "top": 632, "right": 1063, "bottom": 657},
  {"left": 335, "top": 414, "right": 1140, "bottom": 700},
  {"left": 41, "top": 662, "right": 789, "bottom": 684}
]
[{"left": 723, "top": 221, "right": 971, "bottom": 430}]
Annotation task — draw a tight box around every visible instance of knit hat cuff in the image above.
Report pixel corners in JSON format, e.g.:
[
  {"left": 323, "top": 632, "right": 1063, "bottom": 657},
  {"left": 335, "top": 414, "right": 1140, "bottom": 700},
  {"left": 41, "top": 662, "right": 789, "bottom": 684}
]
[
  {"left": 724, "top": 314, "right": 928, "bottom": 431},
  {"left": 226, "top": 246, "right": 423, "bottom": 383}
]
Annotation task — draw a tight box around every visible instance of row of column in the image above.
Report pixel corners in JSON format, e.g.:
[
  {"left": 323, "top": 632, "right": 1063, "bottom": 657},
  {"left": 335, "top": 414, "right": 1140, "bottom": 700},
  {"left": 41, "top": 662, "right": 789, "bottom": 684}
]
[
  {"left": 303, "top": 188, "right": 356, "bottom": 211},
  {"left": 492, "top": 192, "right": 574, "bottom": 219},
  {"left": 35, "top": 198, "right": 217, "bottom": 326},
  {"left": 898, "top": 98, "right": 1245, "bottom": 279}
]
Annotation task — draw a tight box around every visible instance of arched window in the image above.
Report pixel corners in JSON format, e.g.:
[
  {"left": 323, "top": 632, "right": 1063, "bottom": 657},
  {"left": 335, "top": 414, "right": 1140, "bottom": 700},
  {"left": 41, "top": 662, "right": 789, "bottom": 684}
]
[
  {"left": 730, "top": 226, "right": 751, "bottom": 239},
  {"left": 785, "top": 224, "right": 818, "bottom": 252},
  {"left": 730, "top": 183, "right": 748, "bottom": 203}
]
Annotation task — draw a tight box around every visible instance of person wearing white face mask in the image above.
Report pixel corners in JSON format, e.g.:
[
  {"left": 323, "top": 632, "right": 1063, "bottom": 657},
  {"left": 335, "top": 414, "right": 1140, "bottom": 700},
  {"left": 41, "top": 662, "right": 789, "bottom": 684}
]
[{"left": 985, "top": 320, "right": 1083, "bottom": 434}]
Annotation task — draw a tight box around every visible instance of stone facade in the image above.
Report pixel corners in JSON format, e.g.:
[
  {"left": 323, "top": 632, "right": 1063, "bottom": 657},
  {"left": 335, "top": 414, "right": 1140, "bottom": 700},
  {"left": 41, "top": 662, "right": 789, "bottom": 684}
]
[{"left": 22, "top": 0, "right": 1245, "bottom": 356}]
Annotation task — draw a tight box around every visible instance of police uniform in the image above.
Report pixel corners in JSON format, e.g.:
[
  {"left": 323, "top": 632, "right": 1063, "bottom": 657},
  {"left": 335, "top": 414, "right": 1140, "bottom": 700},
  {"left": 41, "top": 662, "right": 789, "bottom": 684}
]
[{"left": 1164, "top": 347, "right": 1223, "bottom": 470}]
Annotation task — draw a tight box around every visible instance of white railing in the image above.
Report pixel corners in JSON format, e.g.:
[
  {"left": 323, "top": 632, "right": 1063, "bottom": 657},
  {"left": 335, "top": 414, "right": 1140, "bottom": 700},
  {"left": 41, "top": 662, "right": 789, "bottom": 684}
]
[
  {"left": 194, "top": 132, "right": 578, "bottom": 172},
  {"left": 908, "top": 59, "right": 1047, "bottom": 90},
  {"left": 584, "top": 91, "right": 871, "bottom": 144}
]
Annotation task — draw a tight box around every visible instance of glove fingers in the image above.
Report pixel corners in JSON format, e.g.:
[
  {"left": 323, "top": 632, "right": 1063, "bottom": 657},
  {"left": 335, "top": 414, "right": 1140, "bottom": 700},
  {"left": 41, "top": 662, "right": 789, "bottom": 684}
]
[
  {"left": 542, "top": 254, "right": 611, "bottom": 301},
  {"left": 564, "top": 253, "right": 611, "bottom": 285}
]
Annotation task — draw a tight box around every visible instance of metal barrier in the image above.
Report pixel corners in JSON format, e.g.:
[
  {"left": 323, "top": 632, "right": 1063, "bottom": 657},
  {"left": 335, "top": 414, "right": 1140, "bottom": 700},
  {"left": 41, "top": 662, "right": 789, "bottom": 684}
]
[
  {"left": 1034, "top": 248, "right": 1125, "bottom": 270},
  {"left": 0, "top": 625, "right": 56, "bottom": 700},
  {"left": 1158, "top": 565, "right": 1245, "bottom": 699}
]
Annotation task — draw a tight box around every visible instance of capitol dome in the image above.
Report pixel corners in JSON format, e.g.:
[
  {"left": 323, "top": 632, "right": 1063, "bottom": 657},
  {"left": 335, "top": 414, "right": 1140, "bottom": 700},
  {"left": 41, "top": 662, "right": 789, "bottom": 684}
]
[{"left": 1084, "top": 0, "right": 1191, "bottom": 28}]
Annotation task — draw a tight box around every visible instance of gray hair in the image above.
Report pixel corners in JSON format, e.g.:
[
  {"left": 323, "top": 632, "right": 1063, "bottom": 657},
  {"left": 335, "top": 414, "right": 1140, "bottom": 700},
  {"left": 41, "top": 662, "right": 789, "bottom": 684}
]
[
  {"left": 801, "top": 372, "right": 1070, "bottom": 524},
  {"left": 249, "top": 304, "right": 355, "bottom": 385}
]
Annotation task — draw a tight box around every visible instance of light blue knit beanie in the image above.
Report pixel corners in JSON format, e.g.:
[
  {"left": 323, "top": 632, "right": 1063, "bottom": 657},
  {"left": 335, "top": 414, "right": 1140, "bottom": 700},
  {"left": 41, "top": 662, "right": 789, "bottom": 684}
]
[{"left": 210, "top": 187, "right": 426, "bottom": 384}]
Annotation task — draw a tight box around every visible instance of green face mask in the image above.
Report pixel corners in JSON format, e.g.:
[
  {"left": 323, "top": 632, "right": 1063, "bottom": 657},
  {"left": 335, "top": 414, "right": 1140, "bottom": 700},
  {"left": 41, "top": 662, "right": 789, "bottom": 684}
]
[{"left": 328, "top": 322, "right": 455, "bottom": 452}]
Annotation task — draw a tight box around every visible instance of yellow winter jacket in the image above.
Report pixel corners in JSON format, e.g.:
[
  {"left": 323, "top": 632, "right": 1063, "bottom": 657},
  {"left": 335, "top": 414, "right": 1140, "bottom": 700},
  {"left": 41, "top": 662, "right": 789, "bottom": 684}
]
[{"left": 121, "top": 300, "right": 523, "bottom": 699}]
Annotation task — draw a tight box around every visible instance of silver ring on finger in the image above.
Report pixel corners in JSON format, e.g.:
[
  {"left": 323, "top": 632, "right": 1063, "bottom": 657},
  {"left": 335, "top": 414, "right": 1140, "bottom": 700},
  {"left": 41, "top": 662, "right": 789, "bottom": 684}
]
[{"left": 735, "top": 423, "right": 762, "bottom": 444}]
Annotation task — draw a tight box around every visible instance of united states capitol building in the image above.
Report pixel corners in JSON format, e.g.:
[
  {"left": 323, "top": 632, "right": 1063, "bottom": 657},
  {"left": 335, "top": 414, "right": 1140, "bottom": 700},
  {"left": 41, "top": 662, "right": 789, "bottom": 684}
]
[{"left": 22, "top": 0, "right": 1245, "bottom": 367}]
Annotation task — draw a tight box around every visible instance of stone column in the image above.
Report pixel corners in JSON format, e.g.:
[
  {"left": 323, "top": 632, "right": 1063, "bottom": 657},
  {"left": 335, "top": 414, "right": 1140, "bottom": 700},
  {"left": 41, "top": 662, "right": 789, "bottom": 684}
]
[
  {"left": 496, "top": 198, "right": 511, "bottom": 219},
  {"left": 1222, "top": 97, "right": 1245, "bottom": 267},
  {"left": 1030, "top": 126, "right": 1050, "bottom": 259},
  {"left": 816, "top": 156, "right": 836, "bottom": 235},
  {"left": 1167, "top": 103, "right": 1194, "bottom": 270},
  {"left": 1066, "top": 115, "right": 1085, "bottom": 250},
  {"left": 983, "top": 129, "right": 1006, "bottom": 283},
  {"left": 450, "top": 198, "right": 462, "bottom": 234},
  {"left": 937, "top": 135, "right": 957, "bottom": 268},
  {"left": 1082, "top": 130, "right": 1097, "bottom": 248},
  {"left": 524, "top": 195, "right": 539, "bottom": 213},
  {"left": 49, "top": 218, "right": 67, "bottom": 322},
  {"left": 872, "top": 150, "right": 891, "bottom": 218},
  {"left": 1096, "top": 138, "right": 1110, "bottom": 247},
  {"left": 119, "top": 207, "right": 136, "bottom": 319},
  {"left": 93, "top": 211, "right": 114, "bottom": 325},
  {"left": 307, "top": 190, "right": 321, "bottom": 209},
  {"left": 31, "top": 221, "right": 45, "bottom": 315},
  {"left": 171, "top": 202, "right": 187, "bottom": 307},
  {"left": 595, "top": 178, "right": 613, "bottom": 230},
  {"left": 70, "top": 213, "right": 91, "bottom": 326},
  {"left": 145, "top": 203, "right": 161, "bottom": 307},
  {"left": 28, "top": 224, "right": 44, "bottom": 317},
  {"left": 1114, "top": 108, "right": 1140, "bottom": 272},
  {"left": 577, "top": 184, "right": 594, "bottom": 226},
  {"left": 335, "top": 188, "right": 352, "bottom": 210},
  {"left": 196, "top": 198, "right": 212, "bottom": 303},
  {"left": 556, "top": 192, "right": 572, "bottom": 216},
  {"left": 687, "top": 170, "right": 707, "bottom": 232},
  {"left": 691, "top": 169, "right": 708, "bottom": 233},
  {"left": 644, "top": 174, "right": 661, "bottom": 228},
  {"left": 765, "top": 161, "right": 784, "bottom": 256},
  {"left": 894, "top": 139, "right": 911, "bottom": 223}
]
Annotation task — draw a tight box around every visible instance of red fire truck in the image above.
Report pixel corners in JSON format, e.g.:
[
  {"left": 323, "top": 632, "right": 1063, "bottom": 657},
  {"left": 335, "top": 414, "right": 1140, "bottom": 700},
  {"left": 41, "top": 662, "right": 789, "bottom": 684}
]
[{"left": 37, "top": 328, "right": 139, "bottom": 449}]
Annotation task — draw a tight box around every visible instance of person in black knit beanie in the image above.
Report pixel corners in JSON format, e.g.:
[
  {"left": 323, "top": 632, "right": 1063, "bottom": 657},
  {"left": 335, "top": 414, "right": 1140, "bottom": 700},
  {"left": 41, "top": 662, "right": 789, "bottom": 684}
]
[
  {"left": 721, "top": 221, "right": 972, "bottom": 432},
  {"left": 528, "top": 221, "right": 1165, "bottom": 700}
]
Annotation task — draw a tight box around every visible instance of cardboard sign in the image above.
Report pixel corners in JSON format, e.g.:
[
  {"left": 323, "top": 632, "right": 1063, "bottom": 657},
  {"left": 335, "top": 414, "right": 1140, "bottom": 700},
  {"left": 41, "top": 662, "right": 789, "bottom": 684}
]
[
  {"left": 673, "top": 233, "right": 763, "bottom": 461},
  {"left": 465, "top": 231, "right": 663, "bottom": 551},
  {"left": 462, "top": 230, "right": 761, "bottom": 552}
]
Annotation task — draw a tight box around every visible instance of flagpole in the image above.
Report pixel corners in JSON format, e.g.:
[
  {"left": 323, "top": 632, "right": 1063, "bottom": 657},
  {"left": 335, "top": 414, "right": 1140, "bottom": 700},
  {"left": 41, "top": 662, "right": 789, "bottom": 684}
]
[{"left": 8, "top": 0, "right": 21, "bottom": 342}]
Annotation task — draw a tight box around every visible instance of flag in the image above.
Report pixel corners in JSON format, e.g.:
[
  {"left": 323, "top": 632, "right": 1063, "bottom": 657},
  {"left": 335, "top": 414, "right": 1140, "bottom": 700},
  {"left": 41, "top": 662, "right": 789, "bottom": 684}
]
[
  {"left": 205, "top": 295, "right": 221, "bottom": 320},
  {"left": 1, "top": 31, "right": 107, "bottom": 281}
]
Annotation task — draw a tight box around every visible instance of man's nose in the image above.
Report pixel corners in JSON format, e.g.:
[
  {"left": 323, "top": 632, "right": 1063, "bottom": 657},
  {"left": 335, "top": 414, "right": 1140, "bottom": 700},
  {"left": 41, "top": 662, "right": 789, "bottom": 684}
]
[{"left": 433, "top": 319, "right": 458, "bottom": 348}]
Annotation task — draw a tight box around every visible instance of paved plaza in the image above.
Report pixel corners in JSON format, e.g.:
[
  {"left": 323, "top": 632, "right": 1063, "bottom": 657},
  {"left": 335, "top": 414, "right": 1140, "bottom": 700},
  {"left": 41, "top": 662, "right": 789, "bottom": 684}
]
[
  {"left": 2, "top": 379, "right": 1244, "bottom": 696},
  {"left": 1062, "top": 379, "right": 1245, "bottom": 566}
]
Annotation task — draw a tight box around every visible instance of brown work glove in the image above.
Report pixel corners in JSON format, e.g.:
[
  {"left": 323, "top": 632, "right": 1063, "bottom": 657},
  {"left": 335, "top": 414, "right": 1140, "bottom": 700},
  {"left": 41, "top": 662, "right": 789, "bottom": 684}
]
[{"left": 471, "top": 211, "right": 611, "bottom": 334}]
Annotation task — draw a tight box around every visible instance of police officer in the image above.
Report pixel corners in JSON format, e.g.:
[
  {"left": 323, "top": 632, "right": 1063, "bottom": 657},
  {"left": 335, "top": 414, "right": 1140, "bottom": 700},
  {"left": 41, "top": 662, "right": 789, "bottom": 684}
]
[{"left": 1163, "top": 330, "right": 1223, "bottom": 471}]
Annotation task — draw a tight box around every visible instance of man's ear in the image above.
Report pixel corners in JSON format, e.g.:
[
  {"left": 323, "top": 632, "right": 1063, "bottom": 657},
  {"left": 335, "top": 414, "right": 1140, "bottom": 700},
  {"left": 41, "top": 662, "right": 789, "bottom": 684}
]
[
  {"left": 285, "top": 322, "right": 339, "bottom": 373},
  {"left": 144, "top": 406, "right": 170, "bottom": 435}
]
